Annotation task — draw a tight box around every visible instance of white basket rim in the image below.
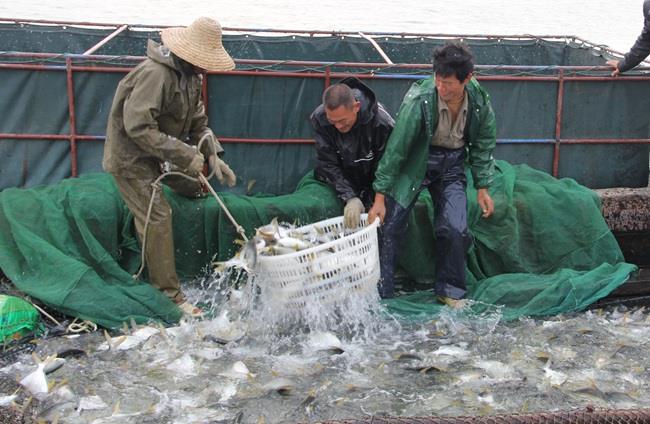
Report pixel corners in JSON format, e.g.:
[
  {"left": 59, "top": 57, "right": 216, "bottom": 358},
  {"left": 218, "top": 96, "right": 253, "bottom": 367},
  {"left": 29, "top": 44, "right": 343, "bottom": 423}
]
[{"left": 256, "top": 213, "right": 380, "bottom": 264}]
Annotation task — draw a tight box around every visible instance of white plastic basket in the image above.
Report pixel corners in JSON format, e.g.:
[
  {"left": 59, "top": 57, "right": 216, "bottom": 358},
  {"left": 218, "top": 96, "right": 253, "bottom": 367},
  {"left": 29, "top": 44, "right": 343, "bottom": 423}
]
[{"left": 255, "top": 214, "right": 380, "bottom": 308}]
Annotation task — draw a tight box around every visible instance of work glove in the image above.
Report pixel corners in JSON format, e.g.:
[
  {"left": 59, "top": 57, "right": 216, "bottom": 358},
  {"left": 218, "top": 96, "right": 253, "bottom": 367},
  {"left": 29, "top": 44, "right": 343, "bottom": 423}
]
[
  {"left": 198, "top": 129, "right": 224, "bottom": 157},
  {"left": 186, "top": 153, "right": 205, "bottom": 176},
  {"left": 209, "top": 155, "right": 237, "bottom": 187},
  {"left": 344, "top": 197, "right": 365, "bottom": 229}
]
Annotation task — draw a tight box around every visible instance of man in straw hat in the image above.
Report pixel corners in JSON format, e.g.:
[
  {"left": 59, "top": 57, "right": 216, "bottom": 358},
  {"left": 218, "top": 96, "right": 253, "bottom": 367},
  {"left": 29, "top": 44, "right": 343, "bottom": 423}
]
[{"left": 103, "top": 17, "right": 235, "bottom": 317}]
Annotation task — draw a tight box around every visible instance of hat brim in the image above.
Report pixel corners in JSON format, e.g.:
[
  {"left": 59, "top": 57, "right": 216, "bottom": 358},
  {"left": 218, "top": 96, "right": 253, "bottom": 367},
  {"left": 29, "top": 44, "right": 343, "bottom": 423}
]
[{"left": 161, "top": 27, "right": 235, "bottom": 72}]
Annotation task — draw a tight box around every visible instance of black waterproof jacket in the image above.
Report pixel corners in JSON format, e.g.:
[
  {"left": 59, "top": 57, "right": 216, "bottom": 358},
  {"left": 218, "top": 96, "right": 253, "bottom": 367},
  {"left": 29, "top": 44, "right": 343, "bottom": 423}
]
[
  {"left": 619, "top": 0, "right": 650, "bottom": 72},
  {"left": 310, "top": 77, "right": 394, "bottom": 207}
]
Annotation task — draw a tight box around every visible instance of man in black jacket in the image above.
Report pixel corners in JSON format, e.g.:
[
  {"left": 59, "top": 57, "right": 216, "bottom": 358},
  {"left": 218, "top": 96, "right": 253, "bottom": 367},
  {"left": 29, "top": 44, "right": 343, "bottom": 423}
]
[
  {"left": 310, "top": 77, "right": 394, "bottom": 229},
  {"left": 606, "top": 0, "right": 650, "bottom": 76}
]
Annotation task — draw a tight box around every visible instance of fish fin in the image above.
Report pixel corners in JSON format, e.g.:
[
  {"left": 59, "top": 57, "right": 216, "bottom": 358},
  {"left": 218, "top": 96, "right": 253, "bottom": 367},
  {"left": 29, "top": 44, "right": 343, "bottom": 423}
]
[{"left": 103, "top": 330, "right": 113, "bottom": 350}]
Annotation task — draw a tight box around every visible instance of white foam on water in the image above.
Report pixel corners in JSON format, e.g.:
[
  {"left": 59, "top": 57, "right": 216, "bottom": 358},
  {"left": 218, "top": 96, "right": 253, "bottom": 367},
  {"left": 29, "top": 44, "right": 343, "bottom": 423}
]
[{"left": 21, "top": 270, "right": 650, "bottom": 423}]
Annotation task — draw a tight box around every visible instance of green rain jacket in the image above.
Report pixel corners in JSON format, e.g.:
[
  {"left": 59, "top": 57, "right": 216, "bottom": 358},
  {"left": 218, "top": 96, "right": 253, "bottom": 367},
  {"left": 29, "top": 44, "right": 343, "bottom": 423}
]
[
  {"left": 103, "top": 40, "right": 221, "bottom": 179},
  {"left": 373, "top": 76, "right": 496, "bottom": 208}
]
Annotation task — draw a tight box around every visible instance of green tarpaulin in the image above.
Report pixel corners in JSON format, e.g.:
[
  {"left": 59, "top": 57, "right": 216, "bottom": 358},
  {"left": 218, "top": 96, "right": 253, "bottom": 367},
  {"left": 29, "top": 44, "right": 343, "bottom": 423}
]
[
  {"left": 0, "top": 161, "right": 636, "bottom": 328},
  {"left": 385, "top": 162, "right": 636, "bottom": 319}
]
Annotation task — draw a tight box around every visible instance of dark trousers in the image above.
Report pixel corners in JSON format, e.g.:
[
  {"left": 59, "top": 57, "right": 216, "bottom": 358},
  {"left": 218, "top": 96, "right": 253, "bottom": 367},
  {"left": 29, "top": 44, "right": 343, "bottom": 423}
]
[{"left": 379, "top": 146, "right": 471, "bottom": 299}]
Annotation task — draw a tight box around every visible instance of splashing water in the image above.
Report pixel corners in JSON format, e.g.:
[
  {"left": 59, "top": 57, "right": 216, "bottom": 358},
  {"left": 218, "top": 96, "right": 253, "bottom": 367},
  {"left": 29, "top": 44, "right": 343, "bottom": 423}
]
[
  {"left": 3, "top": 264, "right": 650, "bottom": 423},
  {"left": 196, "top": 258, "right": 389, "bottom": 341}
]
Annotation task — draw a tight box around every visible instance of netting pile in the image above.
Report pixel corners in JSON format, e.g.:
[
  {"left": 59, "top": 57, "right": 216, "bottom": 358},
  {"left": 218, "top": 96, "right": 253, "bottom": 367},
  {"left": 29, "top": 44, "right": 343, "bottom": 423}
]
[{"left": 0, "top": 161, "right": 636, "bottom": 328}]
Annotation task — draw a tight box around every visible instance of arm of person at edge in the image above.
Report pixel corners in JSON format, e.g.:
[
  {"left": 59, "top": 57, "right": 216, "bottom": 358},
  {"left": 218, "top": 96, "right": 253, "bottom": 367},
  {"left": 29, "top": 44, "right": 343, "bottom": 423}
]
[
  {"left": 607, "top": 1, "right": 650, "bottom": 76},
  {"left": 368, "top": 85, "right": 425, "bottom": 225},
  {"left": 122, "top": 67, "right": 197, "bottom": 170},
  {"left": 469, "top": 82, "right": 497, "bottom": 219},
  {"left": 311, "top": 119, "right": 360, "bottom": 204}
]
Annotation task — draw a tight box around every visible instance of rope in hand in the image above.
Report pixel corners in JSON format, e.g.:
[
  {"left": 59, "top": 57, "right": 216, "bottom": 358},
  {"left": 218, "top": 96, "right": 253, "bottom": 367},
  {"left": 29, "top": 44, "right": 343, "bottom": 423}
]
[{"left": 133, "top": 133, "right": 248, "bottom": 280}]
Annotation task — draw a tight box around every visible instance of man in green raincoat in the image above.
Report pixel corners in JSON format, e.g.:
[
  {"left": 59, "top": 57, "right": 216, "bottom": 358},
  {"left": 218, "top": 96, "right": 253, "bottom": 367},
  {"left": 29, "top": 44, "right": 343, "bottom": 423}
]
[
  {"left": 103, "top": 17, "right": 237, "bottom": 317},
  {"left": 368, "top": 41, "right": 496, "bottom": 305}
]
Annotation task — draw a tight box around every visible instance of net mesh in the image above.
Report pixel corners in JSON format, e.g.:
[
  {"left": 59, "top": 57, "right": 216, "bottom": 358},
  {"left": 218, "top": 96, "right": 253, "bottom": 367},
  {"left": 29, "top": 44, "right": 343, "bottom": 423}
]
[
  {"left": 0, "top": 161, "right": 636, "bottom": 328},
  {"left": 316, "top": 407, "right": 650, "bottom": 424}
]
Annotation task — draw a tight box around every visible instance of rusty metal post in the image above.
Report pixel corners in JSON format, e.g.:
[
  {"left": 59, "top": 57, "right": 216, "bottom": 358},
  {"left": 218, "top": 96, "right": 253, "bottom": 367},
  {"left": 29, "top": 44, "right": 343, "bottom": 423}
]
[
  {"left": 325, "top": 65, "right": 331, "bottom": 89},
  {"left": 65, "top": 57, "right": 78, "bottom": 177},
  {"left": 552, "top": 69, "right": 565, "bottom": 178},
  {"left": 217, "top": 137, "right": 313, "bottom": 144}
]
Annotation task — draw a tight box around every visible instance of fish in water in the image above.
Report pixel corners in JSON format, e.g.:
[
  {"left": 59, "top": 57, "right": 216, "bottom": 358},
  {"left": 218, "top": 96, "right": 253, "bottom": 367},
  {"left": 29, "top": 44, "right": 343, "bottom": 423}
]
[
  {"left": 394, "top": 352, "right": 424, "bottom": 362},
  {"left": 212, "top": 237, "right": 261, "bottom": 273},
  {"left": 56, "top": 348, "right": 87, "bottom": 359},
  {"left": 19, "top": 363, "right": 48, "bottom": 399},
  {"left": 77, "top": 395, "right": 109, "bottom": 413},
  {"left": 543, "top": 360, "right": 568, "bottom": 386},
  {"left": 220, "top": 361, "right": 255, "bottom": 379},
  {"left": 240, "top": 236, "right": 259, "bottom": 270},
  {"left": 203, "top": 334, "right": 232, "bottom": 345},
  {"left": 405, "top": 363, "right": 447, "bottom": 374},
  {"left": 307, "top": 331, "right": 345, "bottom": 355},
  {"left": 99, "top": 326, "right": 160, "bottom": 351},
  {"left": 43, "top": 357, "right": 66, "bottom": 375},
  {"left": 262, "top": 377, "right": 296, "bottom": 395}
]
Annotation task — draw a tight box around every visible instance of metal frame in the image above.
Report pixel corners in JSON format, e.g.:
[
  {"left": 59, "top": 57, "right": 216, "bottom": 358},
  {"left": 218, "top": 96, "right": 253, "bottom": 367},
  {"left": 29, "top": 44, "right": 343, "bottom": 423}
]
[
  {"left": 1, "top": 20, "right": 650, "bottom": 180},
  {"left": 0, "top": 16, "right": 638, "bottom": 59}
]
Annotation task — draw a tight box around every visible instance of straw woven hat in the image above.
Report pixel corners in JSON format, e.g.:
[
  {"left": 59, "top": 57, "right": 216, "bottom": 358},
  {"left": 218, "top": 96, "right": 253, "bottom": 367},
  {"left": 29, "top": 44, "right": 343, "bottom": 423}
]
[{"left": 161, "top": 17, "right": 235, "bottom": 71}]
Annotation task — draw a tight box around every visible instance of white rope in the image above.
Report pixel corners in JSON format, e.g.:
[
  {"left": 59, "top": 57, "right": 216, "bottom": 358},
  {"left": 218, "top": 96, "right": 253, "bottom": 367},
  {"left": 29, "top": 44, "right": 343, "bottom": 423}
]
[
  {"left": 198, "top": 173, "right": 248, "bottom": 242},
  {"left": 67, "top": 317, "right": 98, "bottom": 333},
  {"left": 31, "top": 302, "right": 61, "bottom": 327},
  {"left": 358, "top": 32, "right": 394, "bottom": 64}
]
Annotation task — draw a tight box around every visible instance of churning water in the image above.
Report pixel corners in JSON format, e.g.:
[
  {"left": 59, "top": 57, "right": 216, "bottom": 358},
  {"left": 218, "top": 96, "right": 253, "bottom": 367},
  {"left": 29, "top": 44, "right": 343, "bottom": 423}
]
[
  {"left": 2, "top": 265, "right": 650, "bottom": 423},
  {"left": 1, "top": 2, "right": 649, "bottom": 421}
]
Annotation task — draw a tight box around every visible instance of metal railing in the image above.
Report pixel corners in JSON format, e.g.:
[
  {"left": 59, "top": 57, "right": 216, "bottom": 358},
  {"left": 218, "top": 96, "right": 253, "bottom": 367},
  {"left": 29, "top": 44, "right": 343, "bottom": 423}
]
[{"left": 1, "top": 19, "right": 649, "bottom": 181}]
